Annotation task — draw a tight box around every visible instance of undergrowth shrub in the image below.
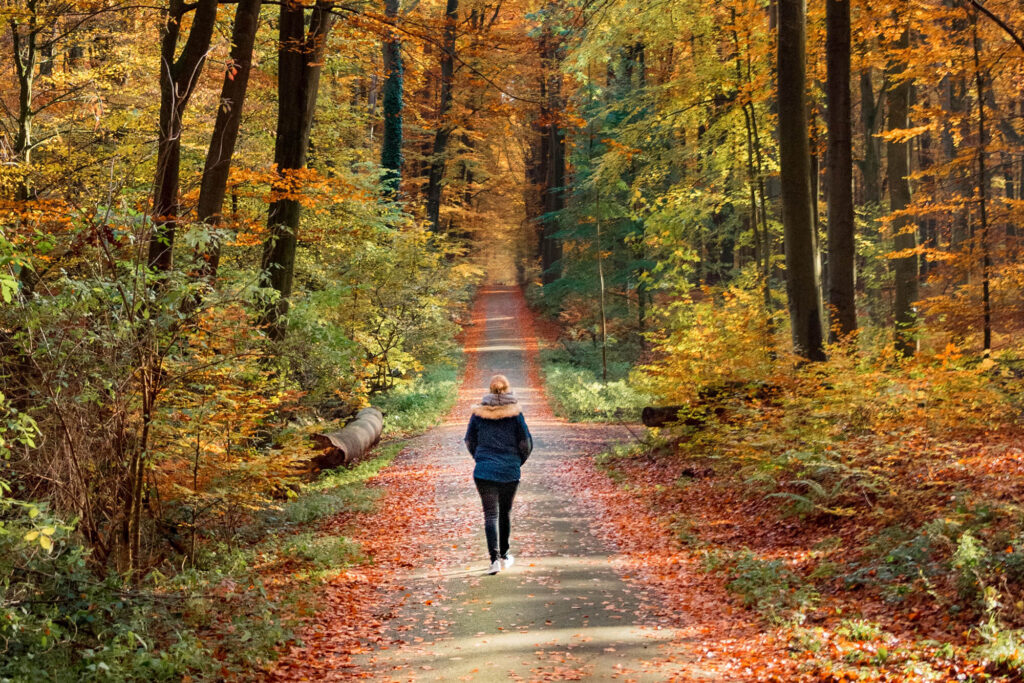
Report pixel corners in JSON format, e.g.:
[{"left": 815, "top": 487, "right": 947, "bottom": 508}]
[
  {"left": 0, "top": 502, "right": 288, "bottom": 681},
  {"left": 376, "top": 364, "right": 460, "bottom": 436},
  {"left": 702, "top": 549, "right": 818, "bottom": 624},
  {"left": 766, "top": 453, "right": 885, "bottom": 519},
  {"left": 843, "top": 504, "right": 1024, "bottom": 628},
  {"left": 640, "top": 280, "right": 778, "bottom": 404},
  {"left": 836, "top": 619, "right": 885, "bottom": 642},
  {"left": 0, "top": 440, "right": 403, "bottom": 680},
  {"left": 977, "top": 624, "right": 1024, "bottom": 674}
]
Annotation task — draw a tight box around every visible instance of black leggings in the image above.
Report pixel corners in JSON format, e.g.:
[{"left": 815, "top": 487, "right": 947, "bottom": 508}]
[{"left": 474, "top": 478, "right": 519, "bottom": 562}]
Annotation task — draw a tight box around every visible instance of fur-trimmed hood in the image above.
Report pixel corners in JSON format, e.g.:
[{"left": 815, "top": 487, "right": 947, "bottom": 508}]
[{"left": 471, "top": 403, "right": 523, "bottom": 419}]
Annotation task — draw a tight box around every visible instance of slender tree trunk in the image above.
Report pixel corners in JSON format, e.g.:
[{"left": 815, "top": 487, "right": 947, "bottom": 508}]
[
  {"left": 825, "top": 0, "right": 857, "bottom": 339},
  {"left": 859, "top": 68, "right": 882, "bottom": 205},
  {"left": 886, "top": 26, "right": 919, "bottom": 356},
  {"left": 539, "top": 15, "right": 565, "bottom": 285},
  {"left": 425, "top": 0, "right": 458, "bottom": 231},
  {"left": 10, "top": 5, "right": 40, "bottom": 293},
  {"left": 196, "top": 0, "right": 263, "bottom": 278},
  {"left": 541, "top": 80, "right": 565, "bottom": 284},
  {"left": 731, "top": 16, "right": 774, "bottom": 344},
  {"left": 148, "top": 0, "right": 220, "bottom": 273},
  {"left": 777, "top": 0, "right": 825, "bottom": 360},
  {"left": 531, "top": 72, "right": 551, "bottom": 262},
  {"left": 10, "top": 0, "right": 38, "bottom": 201},
  {"left": 528, "top": 73, "right": 552, "bottom": 264},
  {"left": 942, "top": 0, "right": 971, "bottom": 250},
  {"left": 381, "top": 0, "right": 403, "bottom": 194},
  {"left": 745, "top": 44, "right": 775, "bottom": 322},
  {"left": 260, "top": 0, "right": 334, "bottom": 340},
  {"left": 1004, "top": 149, "right": 1017, "bottom": 238},
  {"left": 972, "top": 15, "right": 992, "bottom": 351}
]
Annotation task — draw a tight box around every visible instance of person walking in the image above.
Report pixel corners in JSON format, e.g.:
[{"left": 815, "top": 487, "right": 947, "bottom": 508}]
[{"left": 464, "top": 374, "right": 533, "bottom": 575}]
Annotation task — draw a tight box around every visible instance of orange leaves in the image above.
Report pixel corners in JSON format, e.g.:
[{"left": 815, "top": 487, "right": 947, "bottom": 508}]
[
  {"left": 152, "top": 302, "right": 306, "bottom": 533},
  {"left": 601, "top": 137, "right": 641, "bottom": 161},
  {"left": 0, "top": 199, "right": 75, "bottom": 242},
  {"left": 877, "top": 124, "right": 931, "bottom": 144}
]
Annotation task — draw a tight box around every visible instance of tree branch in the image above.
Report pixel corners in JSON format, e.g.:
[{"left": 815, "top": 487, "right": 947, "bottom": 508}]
[{"left": 964, "top": 0, "right": 1024, "bottom": 52}]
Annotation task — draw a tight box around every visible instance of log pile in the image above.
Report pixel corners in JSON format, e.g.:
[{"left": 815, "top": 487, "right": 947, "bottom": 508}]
[{"left": 311, "top": 407, "right": 384, "bottom": 469}]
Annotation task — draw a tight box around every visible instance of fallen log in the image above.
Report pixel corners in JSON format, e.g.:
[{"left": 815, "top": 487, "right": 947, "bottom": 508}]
[
  {"left": 641, "top": 405, "right": 716, "bottom": 428},
  {"left": 642, "top": 381, "right": 779, "bottom": 428},
  {"left": 311, "top": 407, "right": 384, "bottom": 470}
]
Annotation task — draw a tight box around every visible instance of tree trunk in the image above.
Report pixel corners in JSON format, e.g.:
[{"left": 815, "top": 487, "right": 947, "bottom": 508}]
[
  {"left": 529, "top": 71, "right": 551, "bottom": 262},
  {"left": 858, "top": 68, "right": 882, "bottom": 205},
  {"left": 825, "top": 0, "right": 857, "bottom": 339},
  {"left": 542, "top": 94, "right": 566, "bottom": 285},
  {"left": 425, "top": 0, "right": 458, "bottom": 231},
  {"left": 777, "top": 0, "right": 825, "bottom": 360},
  {"left": 886, "top": 27, "right": 919, "bottom": 356},
  {"left": 10, "top": 2, "right": 40, "bottom": 294},
  {"left": 539, "top": 15, "right": 565, "bottom": 285},
  {"left": 196, "top": 0, "right": 263, "bottom": 278},
  {"left": 260, "top": 0, "right": 334, "bottom": 340},
  {"left": 381, "top": 0, "right": 403, "bottom": 194},
  {"left": 148, "top": 0, "right": 220, "bottom": 273},
  {"left": 972, "top": 15, "right": 991, "bottom": 351},
  {"left": 10, "top": 1, "right": 38, "bottom": 200}
]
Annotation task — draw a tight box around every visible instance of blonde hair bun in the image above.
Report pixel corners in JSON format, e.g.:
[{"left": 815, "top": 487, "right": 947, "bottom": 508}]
[{"left": 489, "top": 374, "right": 511, "bottom": 395}]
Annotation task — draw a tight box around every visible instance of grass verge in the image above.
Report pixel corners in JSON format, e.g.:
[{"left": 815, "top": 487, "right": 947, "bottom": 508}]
[{"left": 540, "top": 351, "right": 650, "bottom": 423}]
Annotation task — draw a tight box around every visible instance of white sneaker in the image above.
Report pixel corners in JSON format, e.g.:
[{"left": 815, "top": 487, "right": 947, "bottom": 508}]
[
  {"left": 501, "top": 554, "right": 515, "bottom": 570},
  {"left": 488, "top": 559, "right": 501, "bottom": 575}
]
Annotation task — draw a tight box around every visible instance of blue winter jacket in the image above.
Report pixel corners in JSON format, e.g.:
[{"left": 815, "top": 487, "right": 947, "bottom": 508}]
[{"left": 464, "top": 402, "right": 533, "bottom": 483}]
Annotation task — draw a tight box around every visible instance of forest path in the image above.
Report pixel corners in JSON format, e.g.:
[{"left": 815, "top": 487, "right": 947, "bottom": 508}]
[
  {"left": 356, "top": 285, "right": 691, "bottom": 681},
  {"left": 270, "top": 285, "right": 695, "bottom": 681}
]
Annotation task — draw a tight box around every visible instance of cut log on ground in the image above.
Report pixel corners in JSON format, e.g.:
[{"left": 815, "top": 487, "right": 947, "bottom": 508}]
[
  {"left": 311, "top": 407, "right": 384, "bottom": 469},
  {"left": 642, "top": 382, "right": 780, "bottom": 428}
]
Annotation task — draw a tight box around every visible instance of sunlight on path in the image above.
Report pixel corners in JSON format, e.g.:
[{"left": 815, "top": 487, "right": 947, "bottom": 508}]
[{"left": 355, "top": 286, "right": 693, "bottom": 681}]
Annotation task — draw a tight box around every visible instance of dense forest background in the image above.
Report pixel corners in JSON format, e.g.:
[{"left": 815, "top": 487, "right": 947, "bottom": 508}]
[{"left": 2, "top": 0, "right": 1024, "bottom": 678}]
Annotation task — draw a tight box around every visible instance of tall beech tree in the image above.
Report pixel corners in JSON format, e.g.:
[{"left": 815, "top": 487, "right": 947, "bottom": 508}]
[
  {"left": 825, "top": 0, "right": 856, "bottom": 339},
  {"left": 425, "top": 0, "right": 458, "bottom": 232},
  {"left": 777, "top": 0, "right": 825, "bottom": 360},
  {"left": 261, "top": 0, "right": 334, "bottom": 339},
  {"left": 380, "top": 0, "right": 403, "bottom": 194},
  {"left": 148, "top": 0, "right": 219, "bottom": 273},
  {"left": 196, "top": 0, "right": 263, "bottom": 278},
  {"left": 886, "top": 22, "right": 918, "bottom": 356}
]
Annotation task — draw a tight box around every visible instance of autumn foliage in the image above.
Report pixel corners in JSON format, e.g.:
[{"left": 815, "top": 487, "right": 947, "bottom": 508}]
[{"left": 2, "top": 0, "right": 1024, "bottom": 678}]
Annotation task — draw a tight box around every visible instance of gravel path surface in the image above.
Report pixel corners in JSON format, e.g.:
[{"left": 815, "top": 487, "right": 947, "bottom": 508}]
[{"left": 354, "top": 286, "right": 689, "bottom": 681}]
